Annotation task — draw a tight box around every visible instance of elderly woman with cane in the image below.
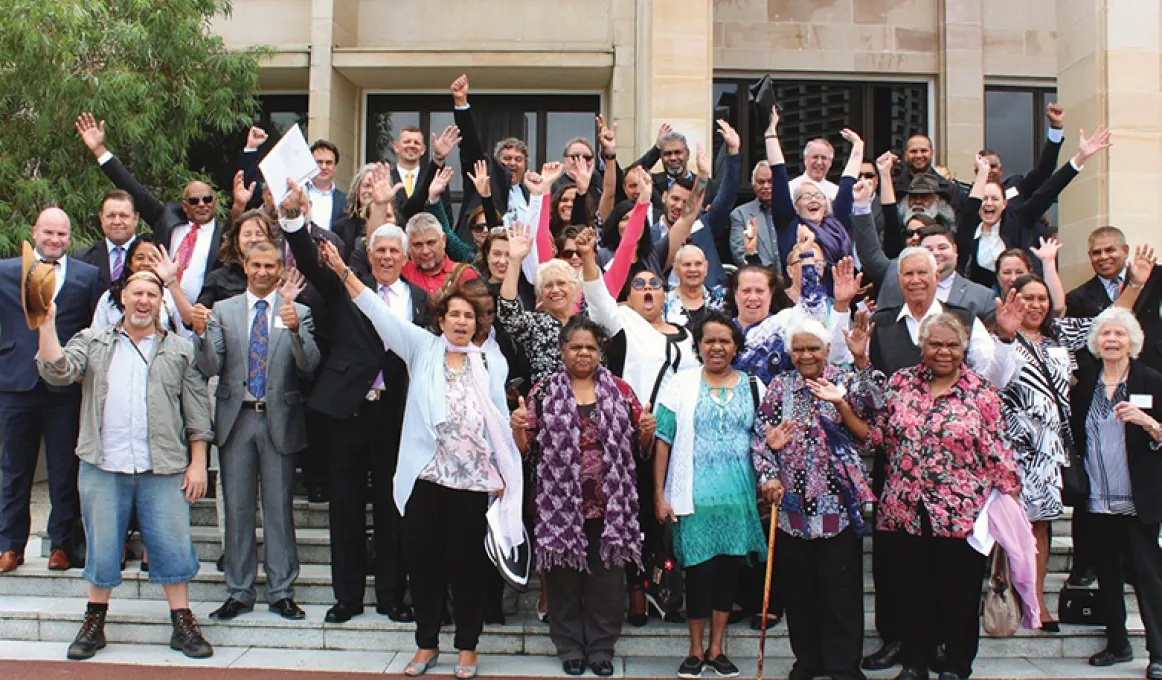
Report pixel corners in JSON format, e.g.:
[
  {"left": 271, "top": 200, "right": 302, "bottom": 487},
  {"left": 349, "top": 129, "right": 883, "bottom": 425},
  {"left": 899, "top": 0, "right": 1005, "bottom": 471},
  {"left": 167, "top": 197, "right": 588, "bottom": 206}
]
[{"left": 751, "top": 311, "right": 884, "bottom": 680}]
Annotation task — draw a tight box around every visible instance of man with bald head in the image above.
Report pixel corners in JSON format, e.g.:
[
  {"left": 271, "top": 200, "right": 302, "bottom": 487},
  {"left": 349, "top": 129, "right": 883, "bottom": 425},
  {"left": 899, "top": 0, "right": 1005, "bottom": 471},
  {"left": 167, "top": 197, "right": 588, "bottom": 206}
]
[
  {"left": 0, "top": 208, "right": 102, "bottom": 573},
  {"left": 77, "top": 113, "right": 225, "bottom": 302}
]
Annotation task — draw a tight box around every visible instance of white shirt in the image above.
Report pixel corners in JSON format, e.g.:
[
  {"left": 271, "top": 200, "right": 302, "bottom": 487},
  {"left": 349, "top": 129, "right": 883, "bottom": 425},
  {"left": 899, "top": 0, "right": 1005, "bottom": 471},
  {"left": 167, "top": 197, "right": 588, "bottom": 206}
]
[
  {"left": 105, "top": 237, "right": 136, "bottom": 278},
  {"left": 397, "top": 166, "right": 420, "bottom": 198},
  {"left": 169, "top": 220, "right": 215, "bottom": 303},
  {"left": 35, "top": 252, "right": 67, "bottom": 299},
  {"left": 1101, "top": 266, "right": 1128, "bottom": 303},
  {"left": 974, "top": 223, "right": 1006, "bottom": 272},
  {"left": 894, "top": 298, "right": 1017, "bottom": 387},
  {"left": 244, "top": 290, "right": 277, "bottom": 401},
  {"left": 936, "top": 272, "right": 955, "bottom": 302},
  {"left": 788, "top": 174, "right": 839, "bottom": 201},
  {"left": 306, "top": 181, "right": 335, "bottom": 232},
  {"left": 92, "top": 288, "right": 190, "bottom": 339},
  {"left": 507, "top": 184, "right": 530, "bottom": 223},
  {"left": 378, "top": 279, "right": 414, "bottom": 323},
  {"left": 100, "top": 332, "right": 155, "bottom": 474}
]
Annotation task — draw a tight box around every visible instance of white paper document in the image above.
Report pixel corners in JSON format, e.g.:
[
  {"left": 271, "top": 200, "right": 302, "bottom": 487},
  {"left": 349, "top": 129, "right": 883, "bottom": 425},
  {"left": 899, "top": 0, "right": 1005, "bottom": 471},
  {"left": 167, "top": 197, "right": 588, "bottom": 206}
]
[{"left": 258, "top": 124, "right": 320, "bottom": 205}]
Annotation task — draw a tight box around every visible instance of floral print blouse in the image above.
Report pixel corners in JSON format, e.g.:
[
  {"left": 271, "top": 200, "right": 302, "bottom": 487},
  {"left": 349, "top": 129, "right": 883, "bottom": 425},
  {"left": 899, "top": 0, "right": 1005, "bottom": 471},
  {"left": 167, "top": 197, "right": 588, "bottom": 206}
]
[
  {"left": 419, "top": 362, "right": 504, "bottom": 492},
  {"left": 496, "top": 296, "right": 565, "bottom": 386},
  {"left": 870, "top": 365, "right": 1020, "bottom": 538}
]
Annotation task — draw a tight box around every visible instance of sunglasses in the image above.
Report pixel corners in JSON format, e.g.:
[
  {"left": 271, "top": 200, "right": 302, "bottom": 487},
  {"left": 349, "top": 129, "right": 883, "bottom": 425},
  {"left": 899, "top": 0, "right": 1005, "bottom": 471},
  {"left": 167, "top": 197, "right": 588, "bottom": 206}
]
[
  {"left": 565, "top": 153, "right": 594, "bottom": 161},
  {"left": 559, "top": 249, "right": 579, "bottom": 259},
  {"left": 631, "top": 277, "right": 664, "bottom": 291},
  {"left": 859, "top": 172, "right": 877, "bottom": 179},
  {"left": 185, "top": 195, "right": 215, "bottom": 206},
  {"left": 471, "top": 222, "right": 489, "bottom": 231}
]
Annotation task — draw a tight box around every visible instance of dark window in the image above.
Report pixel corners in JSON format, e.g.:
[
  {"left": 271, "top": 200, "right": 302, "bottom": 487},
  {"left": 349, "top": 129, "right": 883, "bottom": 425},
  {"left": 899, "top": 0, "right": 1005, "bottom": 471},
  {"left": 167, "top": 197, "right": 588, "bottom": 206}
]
[
  {"left": 188, "top": 94, "right": 308, "bottom": 197},
  {"left": 985, "top": 85, "right": 1059, "bottom": 226},
  {"left": 364, "top": 94, "right": 600, "bottom": 202},
  {"left": 712, "top": 78, "right": 929, "bottom": 198}
]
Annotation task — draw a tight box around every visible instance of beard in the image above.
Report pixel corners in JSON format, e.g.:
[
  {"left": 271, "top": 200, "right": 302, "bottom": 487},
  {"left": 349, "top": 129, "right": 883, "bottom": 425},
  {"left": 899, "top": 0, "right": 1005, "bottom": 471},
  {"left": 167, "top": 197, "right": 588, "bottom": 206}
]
[
  {"left": 126, "top": 311, "right": 157, "bottom": 329},
  {"left": 898, "top": 197, "right": 957, "bottom": 231}
]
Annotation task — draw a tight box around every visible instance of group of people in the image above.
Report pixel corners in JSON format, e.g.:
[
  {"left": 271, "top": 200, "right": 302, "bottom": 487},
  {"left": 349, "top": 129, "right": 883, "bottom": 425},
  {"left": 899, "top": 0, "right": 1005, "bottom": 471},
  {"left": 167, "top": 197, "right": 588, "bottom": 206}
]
[{"left": 0, "top": 72, "right": 1160, "bottom": 680}]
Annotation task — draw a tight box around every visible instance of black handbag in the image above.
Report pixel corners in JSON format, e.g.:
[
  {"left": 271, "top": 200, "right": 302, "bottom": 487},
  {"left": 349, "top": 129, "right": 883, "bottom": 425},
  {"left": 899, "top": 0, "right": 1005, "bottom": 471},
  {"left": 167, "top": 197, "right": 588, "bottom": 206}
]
[
  {"left": 1059, "top": 583, "right": 1104, "bottom": 625},
  {"left": 1018, "top": 336, "right": 1089, "bottom": 506},
  {"left": 644, "top": 522, "right": 685, "bottom": 622}
]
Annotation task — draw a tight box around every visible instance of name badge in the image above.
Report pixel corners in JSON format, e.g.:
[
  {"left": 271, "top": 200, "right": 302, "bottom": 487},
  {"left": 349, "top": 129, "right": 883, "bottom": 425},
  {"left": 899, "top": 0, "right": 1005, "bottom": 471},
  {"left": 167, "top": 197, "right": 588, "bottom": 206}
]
[
  {"left": 273, "top": 316, "right": 287, "bottom": 330},
  {"left": 1047, "top": 347, "right": 1070, "bottom": 363},
  {"left": 1130, "top": 394, "right": 1154, "bottom": 409}
]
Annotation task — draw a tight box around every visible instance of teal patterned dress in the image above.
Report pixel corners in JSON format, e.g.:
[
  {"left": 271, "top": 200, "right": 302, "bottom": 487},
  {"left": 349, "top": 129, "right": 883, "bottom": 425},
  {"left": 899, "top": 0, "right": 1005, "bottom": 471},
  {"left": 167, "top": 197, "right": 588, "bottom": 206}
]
[{"left": 656, "top": 376, "right": 768, "bottom": 568}]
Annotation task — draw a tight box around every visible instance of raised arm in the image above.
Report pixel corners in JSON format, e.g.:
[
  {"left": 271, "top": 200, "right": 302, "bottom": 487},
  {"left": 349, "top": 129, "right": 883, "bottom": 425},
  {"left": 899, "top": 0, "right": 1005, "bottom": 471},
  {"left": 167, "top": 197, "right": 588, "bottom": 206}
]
[
  {"left": 426, "top": 165, "right": 475, "bottom": 262},
  {"left": 525, "top": 162, "right": 564, "bottom": 264},
  {"left": 603, "top": 170, "right": 652, "bottom": 296},
  {"left": 1029, "top": 237, "right": 1068, "bottom": 316},
  {"left": 76, "top": 112, "right": 166, "bottom": 228},
  {"left": 1017, "top": 126, "right": 1110, "bottom": 225},
  {"left": 578, "top": 227, "right": 626, "bottom": 337},
  {"left": 36, "top": 305, "right": 90, "bottom": 385},
  {"left": 1014, "top": 103, "right": 1065, "bottom": 199},
  {"left": 452, "top": 74, "right": 510, "bottom": 215},
  {"left": 957, "top": 154, "right": 992, "bottom": 274},
  {"left": 703, "top": 119, "right": 742, "bottom": 237},
  {"left": 661, "top": 144, "right": 711, "bottom": 271},
  {"left": 277, "top": 181, "right": 343, "bottom": 302},
  {"left": 850, "top": 179, "right": 889, "bottom": 287},
  {"left": 468, "top": 160, "right": 503, "bottom": 228},
  {"left": 596, "top": 116, "right": 619, "bottom": 221}
]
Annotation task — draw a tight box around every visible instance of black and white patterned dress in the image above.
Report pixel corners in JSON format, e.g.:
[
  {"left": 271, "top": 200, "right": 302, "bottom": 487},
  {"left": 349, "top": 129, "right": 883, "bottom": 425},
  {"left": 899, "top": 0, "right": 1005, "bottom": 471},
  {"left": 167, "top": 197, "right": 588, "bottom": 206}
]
[{"left": 1002, "top": 318, "right": 1092, "bottom": 522}]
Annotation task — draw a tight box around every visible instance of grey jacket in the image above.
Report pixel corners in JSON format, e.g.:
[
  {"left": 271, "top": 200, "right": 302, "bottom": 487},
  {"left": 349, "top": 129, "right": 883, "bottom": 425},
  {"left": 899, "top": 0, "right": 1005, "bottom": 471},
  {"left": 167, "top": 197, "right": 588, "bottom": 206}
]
[
  {"left": 729, "top": 199, "right": 780, "bottom": 270},
  {"left": 195, "top": 292, "right": 320, "bottom": 455},
  {"left": 37, "top": 326, "right": 213, "bottom": 475}
]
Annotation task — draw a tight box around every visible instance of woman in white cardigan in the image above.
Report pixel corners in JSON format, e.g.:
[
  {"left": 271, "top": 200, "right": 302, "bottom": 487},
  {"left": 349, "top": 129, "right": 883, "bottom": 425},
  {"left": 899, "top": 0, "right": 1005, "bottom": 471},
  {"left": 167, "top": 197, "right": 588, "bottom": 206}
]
[{"left": 320, "top": 240, "right": 523, "bottom": 680}]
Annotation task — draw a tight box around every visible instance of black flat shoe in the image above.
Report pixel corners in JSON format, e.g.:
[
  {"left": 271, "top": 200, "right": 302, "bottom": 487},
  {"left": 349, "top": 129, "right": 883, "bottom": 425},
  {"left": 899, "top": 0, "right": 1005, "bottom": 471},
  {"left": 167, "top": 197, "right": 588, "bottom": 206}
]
[
  {"left": 376, "top": 602, "right": 415, "bottom": 622},
  {"left": 937, "top": 672, "right": 961, "bottom": 680},
  {"left": 562, "top": 659, "right": 585, "bottom": 676},
  {"left": 209, "top": 598, "right": 252, "bottom": 620},
  {"left": 324, "top": 601, "right": 364, "bottom": 623},
  {"left": 863, "top": 641, "right": 904, "bottom": 671},
  {"left": 678, "top": 655, "right": 704, "bottom": 679},
  {"left": 590, "top": 659, "right": 615, "bottom": 677},
  {"left": 215, "top": 554, "right": 225, "bottom": 573},
  {"left": 1147, "top": 661, "right": 1162, "bottom": 679},
  {"left": 1089, "top": 647, "right": 1133, "bottom": 666},
  {"left": 894, "top": 668, "right": 929, "bottom": 680},
  {"left": 269, "top": 598, "right": 305, "bottom": 620},
  {"left": 1040, "top": 620, "right": 1060, "bottom": 633},
  {"left": 307, "top": 485, "right": 329, "bottom": 503},
  {"left": 750, "top": 612, "right": 781, "bottom": 630},
  {"left": 704, "top": 653, "right": 740, "bottom": 678}
]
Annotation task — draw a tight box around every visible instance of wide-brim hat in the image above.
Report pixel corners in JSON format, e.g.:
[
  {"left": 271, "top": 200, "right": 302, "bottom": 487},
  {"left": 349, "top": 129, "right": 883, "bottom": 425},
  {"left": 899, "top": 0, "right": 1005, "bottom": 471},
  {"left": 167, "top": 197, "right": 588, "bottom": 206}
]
[
  {"left": 21, "top": 241, "right": 56, "bottom": 330},
  {"left": 906, "top": 172, "right": 942, "bottom": 196}
]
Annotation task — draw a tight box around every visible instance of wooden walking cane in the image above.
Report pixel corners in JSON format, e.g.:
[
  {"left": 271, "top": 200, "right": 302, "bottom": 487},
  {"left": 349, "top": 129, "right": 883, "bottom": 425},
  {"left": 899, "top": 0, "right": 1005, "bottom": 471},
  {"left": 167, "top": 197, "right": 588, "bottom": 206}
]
[{"left": 756, "top": 510, "right": 779, "bottom": 679}]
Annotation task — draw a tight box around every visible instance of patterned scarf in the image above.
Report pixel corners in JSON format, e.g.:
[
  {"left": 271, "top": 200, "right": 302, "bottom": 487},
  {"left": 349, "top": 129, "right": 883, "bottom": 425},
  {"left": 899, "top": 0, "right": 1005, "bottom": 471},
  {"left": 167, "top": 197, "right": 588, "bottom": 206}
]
[{"left": 534, "top": 365, "right": 642, "bottom": 572}]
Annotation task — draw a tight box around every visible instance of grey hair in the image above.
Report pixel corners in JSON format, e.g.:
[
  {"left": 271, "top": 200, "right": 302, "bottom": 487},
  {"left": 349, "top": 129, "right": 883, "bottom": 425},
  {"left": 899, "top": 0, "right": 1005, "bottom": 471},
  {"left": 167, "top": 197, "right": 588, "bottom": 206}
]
[
  {"left": 792, "top": 181, "right": 832, "bottom": 217},
  {"left": 345, "top": 163, "right": 380, "bottom": 216},
  {"left": 659, "top": 131, "right": 688, "bottom": 150},
  {"left": 783, "top": 315, "right": 831, "bottom": 349},
  {"left": 245, "top": 239, "right": 284, "bottom": 264},
  {"left": 898, "top": 246, "right": 938, "bottom": 276},
  {"left": 494, "top": 137, "right": 529, "bottom": 160},
  {"left": 801, "top": 138, "right": 834, "bottom": 160},
  {"left": 751, "top": 160, "right": 771, "bottom": 187},
  {"left": 562, "top": 137, "right": 595, "bottom": 157},
  {"left": 1087, "top": 307, "right": 1145, "bottom": 359},
  {"left": 533, "top": 259, "right": 577, "bottom": 298},
  {"left": 405, "top": 212, "right": 443, "bottom": 237},
  {"left": 368, "top": 224, "right": 408, "bottom": 252},
  {"left": 674, "top": 244, "right": 706, "bottom": 265},
  {"left": 918, "top": 312, "right": 969, "bottom": 349}
]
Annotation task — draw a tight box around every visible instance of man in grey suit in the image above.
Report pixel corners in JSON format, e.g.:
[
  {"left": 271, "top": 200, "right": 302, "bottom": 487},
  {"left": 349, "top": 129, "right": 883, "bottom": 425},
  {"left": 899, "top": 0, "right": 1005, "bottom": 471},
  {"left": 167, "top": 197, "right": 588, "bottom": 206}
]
[
  {"left": 729, "top": 161, "right": 780, "bottom": 270},
  {"left": 193, "top": 239, "right": 320, "bottom": 621}
]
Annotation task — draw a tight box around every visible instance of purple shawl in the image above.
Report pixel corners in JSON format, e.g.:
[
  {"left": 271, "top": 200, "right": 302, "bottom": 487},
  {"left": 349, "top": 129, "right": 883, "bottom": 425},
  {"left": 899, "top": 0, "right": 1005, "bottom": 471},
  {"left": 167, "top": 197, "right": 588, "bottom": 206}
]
[
  {"left": 534, "top": 365, "right": 642, "bottom": 572},
  {"left": 805, "top": 215, "right": 854, "bottom": 265}
]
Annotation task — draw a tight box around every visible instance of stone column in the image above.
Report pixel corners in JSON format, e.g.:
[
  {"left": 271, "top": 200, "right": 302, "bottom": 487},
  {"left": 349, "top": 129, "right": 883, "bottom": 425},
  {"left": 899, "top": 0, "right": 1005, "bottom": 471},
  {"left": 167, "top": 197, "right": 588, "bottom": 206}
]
[
  {"left": 939, "top": 0, "right": 986, "bottom": 182},
  {"left": 308, "top": 0, "right": 360, "bottom": 187},
  {"left": 1055, "top": 0, "right": 1162, "bottom": 287}
]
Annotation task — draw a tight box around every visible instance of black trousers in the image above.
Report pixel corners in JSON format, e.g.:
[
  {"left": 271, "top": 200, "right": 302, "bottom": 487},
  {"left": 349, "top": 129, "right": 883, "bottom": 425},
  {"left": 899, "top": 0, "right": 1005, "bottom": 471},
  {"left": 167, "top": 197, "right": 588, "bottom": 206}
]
[
  {"left": 297, "top": 405, "right": 329, "bottom": 491},
  {"left": 1090, "top": 513, "right": 1162, "bottom": 660},
  {"left": 895, "top": 530, "right": 987, "bottom": 677},
  {"left": 328, "top": 395, "right": 406, "bottom": 606},
  {"left": 777, "top": 528, "right": 865, "bottom": 680},
  {"left": 869, "top": 451, "right": 904, "bottom": 646},
  {"left": 685, "top": 555, "right": 744, "bottom": 620},
  {"left": 404, "top": 480, "right": 490, "bottom": 651},
  {"left": 545, "top": 519, "right": 627, "bottom": 663},
  {"left": 1071, "top": 504, "right": 1097, "bottom": 577}
]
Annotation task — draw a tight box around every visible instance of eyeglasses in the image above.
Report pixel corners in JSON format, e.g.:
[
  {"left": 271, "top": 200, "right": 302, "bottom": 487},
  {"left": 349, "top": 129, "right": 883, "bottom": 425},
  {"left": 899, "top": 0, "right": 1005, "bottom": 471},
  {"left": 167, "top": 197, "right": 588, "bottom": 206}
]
[
  {"left": 471, "top": 222, "right": 489, "bottom": 231},
  {"left": 185, "top": 195, "right": 215, "bottom": 206},
  {"left": 859, "top": 172, "right": 877, "bottom": 179},
  {"left": 565, "top": 153, "right": 594, "bottom": 161},
  {"left": 796, "top": 192, "right": 826, "bottom": 202},
  {"left": 630, "top": 277, "right": 664, "bottom": 291},
  {"left": 559, "top": 249, "right": 579, "bottom": 259}
]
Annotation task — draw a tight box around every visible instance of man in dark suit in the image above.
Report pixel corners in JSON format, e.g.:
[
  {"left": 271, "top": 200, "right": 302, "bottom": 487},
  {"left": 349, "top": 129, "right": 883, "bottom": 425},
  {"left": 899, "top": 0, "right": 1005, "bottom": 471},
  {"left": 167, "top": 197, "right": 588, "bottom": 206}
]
[
  {"left": 76, "top": 113, "right": 225, "bottom": 304},
  {"left": 75, "top": 190, "right": 139, "bottom": 291},
  {"left": 0, "top": 209, "right": 102, "bottom": 572},
  {"left": 279, "top": 186, "right": 429, "bottom": 625},
  {"left": 306, "top": 139, "right": 349, "bottom": 232},
  {"left": 1064, "top": 225, "right": 1162, "bottom": 588}
]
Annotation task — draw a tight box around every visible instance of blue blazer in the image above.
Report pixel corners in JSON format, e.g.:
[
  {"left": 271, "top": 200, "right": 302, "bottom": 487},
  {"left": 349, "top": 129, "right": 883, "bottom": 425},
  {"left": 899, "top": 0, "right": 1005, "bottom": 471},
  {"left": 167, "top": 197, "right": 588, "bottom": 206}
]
[{"left": 0, "top": 256, "right": 102, "bottom": 393}]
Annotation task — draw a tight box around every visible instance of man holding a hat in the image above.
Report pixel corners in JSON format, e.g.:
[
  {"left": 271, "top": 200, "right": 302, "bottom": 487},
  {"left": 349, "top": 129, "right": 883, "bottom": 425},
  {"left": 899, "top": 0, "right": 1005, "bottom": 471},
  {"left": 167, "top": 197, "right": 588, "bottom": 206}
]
[{"left": 0, "top": 209, "right": 101, "bottom": 573}]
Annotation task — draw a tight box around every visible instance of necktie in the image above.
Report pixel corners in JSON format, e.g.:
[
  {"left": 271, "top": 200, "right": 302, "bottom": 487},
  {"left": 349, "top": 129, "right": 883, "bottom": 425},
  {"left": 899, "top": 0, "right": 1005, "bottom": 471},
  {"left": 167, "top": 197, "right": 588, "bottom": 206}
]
[
  {"left": 371, "top": 286, "right": 392, "bottom": 390},
  {"left": 174, "top": 223, "right": 201, "bottom": 282},
  {"left": 111, "top": 246, "right": 125, "bottom": 281},
  {"left": 404, "top": 171, "right": 415, "bottom": 197},
  {"left": 248, "top": 300, "right": 269, "bottom": 400}
]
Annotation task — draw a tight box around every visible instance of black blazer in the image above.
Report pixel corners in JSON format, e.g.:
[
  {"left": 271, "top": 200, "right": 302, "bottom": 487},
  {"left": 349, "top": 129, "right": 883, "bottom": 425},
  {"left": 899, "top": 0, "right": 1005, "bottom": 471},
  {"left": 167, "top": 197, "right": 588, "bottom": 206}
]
[
  {"left": 1067, "top": 265, "right": 1162, "bottom": 374},
  {"left": 390, "top": 162, "right": 452, "bottom": 225},
  {"left": 1070, "top": 361, "right": 1162, "bottom": 523},
  {"left": 453, "top": 105, "right": 519, "bottom": 242},
  {"left": 100, "top": 155, "right": 225, "bottom": 286},
  {"left": 1002, "top": 135, "right": 1063, "bottom": 215},
  {"left": 285, "top": 223, "right": 430, "bottom": 420},
  {"left": 75, "top": 240, "right": 115, "bottom": 291}
]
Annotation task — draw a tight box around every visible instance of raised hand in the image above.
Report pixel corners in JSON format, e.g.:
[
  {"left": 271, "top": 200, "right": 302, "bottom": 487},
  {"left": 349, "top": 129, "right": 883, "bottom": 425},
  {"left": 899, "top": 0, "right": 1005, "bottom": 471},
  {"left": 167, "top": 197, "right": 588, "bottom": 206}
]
[
  {"left": 635, "top": 167, "right": 654, "bottom": 204},
  {"left": 973, "top": 153, "right": 990, "bottom": 175},
  {"left": 695, "top": 142, "right": 711, "bottom": 178},
  {"left": 994, "top": 288, "right": 1028, "bottom": 340},
  {"left": 510, "top": 396, "right": 528, "bottom": 431},
  {"left": 431, "top": 125, "right": 462, "bottom": 162},
  {"left": 539, "top": 161, "right": 565, "bottom": 188},
  {"left": 153, "top": 245, "right": 179, "bottom": 284},
  {"left": 1030, "top": 236, "right": 1062, "bottom": 264},
  {"left": 467, "top": 159, "right": 491, "bottom": 198},
  {"left": 597, "top": 114, "right": 617, "bottom": 155},
  {"left": 744, "top": 217, "right": 759, "bottom": 255},
  {"left": 767, "top": 105, "right": 780, "bottom": 136},
  {"left": 75, "top": 113, "right": 107, "bottom": 155},
  {"left": 370, "top": 163, "right": 404, "bottom": 205},
  {"left": 765, "top": 420, "right": 795, "bottom": 451},
  {"left": 566, "top": 155, "right": 594, "bottom": 194},
  {"left": 233, "top": 170, "right": 256, "bottom": 208},
  {"left": 852, "top": 177, "right": 874, "bottom": 205},
  {"left": 1046, "top": 102, "right": 1065, "bottom": 129},
  {"left": 280, "top": 179, "right": 310, "bottom": 216},
  {"left": 655, "top": 122, "right": 673, "bottom": 149},
  {"left": 807, "top": 377, "right": 848, "bottom": 404},
  {"left": 843, "top": 309, "right": 875, "bottom": 365},
  {"left": 505, "top": 220, "right": 534, "bottom": 262},
  {"left": 875, "top": 150, "right": 895, "bottom": 174},
  {"left": 318, "top": 239, "right": 345, "bottom": 276},
  {"left": 245, "top": 126, "right": 268, "bottom": 150},
  {"left": 450, "top": 74, "right": 469, "bottom": 107},
  {"left": 716, "top": 118, "right": 741, "bottom": 154},
  {"left": 278, "top": 267, "right": 306, "bottom": 302},
  {"left": 1129, "top": 244, "right": 1158, "bottom": 287},
  {"left": 428, "top": 166, "right": 455, "bottom": 202},
  {"left": 796, "top": 224, "right": 816, "bottom": 250},
  {"left": 839, "top": 128, "right": 863, "bottom": 148},
  {"left": 574, "top": 225, "right": 597, "bottom": 258},
  {"left": 1075, "top": 125, "right": 1112, "bottom": 166},
  {"left": 832, "top": 257, "right": 863, "bottom": 309}
]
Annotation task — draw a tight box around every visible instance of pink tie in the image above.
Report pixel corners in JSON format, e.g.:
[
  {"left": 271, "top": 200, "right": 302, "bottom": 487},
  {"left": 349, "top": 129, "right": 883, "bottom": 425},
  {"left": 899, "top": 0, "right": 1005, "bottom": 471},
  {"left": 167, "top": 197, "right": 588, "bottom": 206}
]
[
  {"left": 371, "top": 285, "right": 391, "bottom": 390},
  {"left": 174, "top": 223, "right": 200, "bottom": 282}
]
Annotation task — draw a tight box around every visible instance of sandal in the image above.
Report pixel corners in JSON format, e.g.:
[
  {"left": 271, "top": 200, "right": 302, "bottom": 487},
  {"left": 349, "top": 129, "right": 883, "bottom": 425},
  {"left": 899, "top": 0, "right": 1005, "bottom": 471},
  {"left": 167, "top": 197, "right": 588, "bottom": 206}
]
[{"left": 403, "top": 650, "right": 439, "bottom": 677}]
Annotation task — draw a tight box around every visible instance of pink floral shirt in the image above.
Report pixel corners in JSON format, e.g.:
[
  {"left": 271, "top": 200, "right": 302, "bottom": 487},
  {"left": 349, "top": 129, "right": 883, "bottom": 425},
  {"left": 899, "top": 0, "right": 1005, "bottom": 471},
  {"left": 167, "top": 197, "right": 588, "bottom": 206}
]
[{"left": 870, "top": 366, "right": 1020, "bottom": 538}]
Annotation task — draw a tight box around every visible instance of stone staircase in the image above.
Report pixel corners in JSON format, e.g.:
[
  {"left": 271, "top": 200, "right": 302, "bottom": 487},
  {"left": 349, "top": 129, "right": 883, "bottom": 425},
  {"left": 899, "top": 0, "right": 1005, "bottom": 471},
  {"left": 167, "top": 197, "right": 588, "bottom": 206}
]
[{"left": 0, "top": 497, "right": 1146, "bottom": 664}]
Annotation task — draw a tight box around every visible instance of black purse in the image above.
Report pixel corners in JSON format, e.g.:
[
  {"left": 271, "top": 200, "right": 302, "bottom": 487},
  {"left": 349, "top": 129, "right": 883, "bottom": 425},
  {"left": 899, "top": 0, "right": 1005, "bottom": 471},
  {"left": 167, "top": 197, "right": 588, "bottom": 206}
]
[
  {"left": 1018, "top": 336, "right": 1089, "bottom": 507},
  {"left": 644, "top": 522, "right": 686, "bottom": 622},
  {"left": 1059, "top": 583, "right": 1104, "bottom": 625}
]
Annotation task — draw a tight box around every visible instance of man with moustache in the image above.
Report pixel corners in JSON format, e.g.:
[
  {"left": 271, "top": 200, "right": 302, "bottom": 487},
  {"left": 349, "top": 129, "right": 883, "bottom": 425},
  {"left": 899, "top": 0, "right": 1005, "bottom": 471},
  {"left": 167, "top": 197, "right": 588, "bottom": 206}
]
[
  {"left": 729, "top": 161, "right": 780, "bottom": 269},
  {"left": 76, "top": 190, "right": 140, "bottom": 290},
  {"left": 36, "top": 271, "right": 213, "bottom": 660},
  {"left": 874, "top": 224, "right": 996, "bottom": 322},
  {"left": 0, "top": 209, "right": 102, "bottom": 573}
]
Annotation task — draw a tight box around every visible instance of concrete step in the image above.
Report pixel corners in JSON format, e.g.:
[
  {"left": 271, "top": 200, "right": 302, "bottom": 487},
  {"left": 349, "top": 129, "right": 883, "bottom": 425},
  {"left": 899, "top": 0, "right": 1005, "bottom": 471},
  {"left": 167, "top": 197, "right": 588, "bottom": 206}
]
[{"left": 0, "top": 595, "right": 1144, "bottom": 659}]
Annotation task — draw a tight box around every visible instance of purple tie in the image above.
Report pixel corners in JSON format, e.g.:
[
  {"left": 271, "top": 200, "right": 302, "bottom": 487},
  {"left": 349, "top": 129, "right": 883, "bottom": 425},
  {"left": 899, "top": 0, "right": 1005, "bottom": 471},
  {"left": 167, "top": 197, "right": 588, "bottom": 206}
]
[
  {"left": 112, "top": 246, "right": 125, "bottom": 280},
  {"left": 371, "top": 285, "right": 392, "bottom": 390}
]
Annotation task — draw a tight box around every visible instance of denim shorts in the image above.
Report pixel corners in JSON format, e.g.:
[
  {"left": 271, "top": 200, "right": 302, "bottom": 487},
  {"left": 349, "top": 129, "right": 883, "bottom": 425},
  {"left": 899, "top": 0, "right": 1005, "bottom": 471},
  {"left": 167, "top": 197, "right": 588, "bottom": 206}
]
[{"left": 78, "top": 462, "right": 199, "bottom": 589}]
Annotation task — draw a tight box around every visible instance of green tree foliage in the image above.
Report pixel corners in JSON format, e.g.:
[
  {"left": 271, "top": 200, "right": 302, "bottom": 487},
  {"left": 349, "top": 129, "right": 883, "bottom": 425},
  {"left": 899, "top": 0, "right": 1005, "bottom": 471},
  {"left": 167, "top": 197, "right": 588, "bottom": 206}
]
[{"left": 0, "top": 0, "right": 265, "bottom": 256}]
